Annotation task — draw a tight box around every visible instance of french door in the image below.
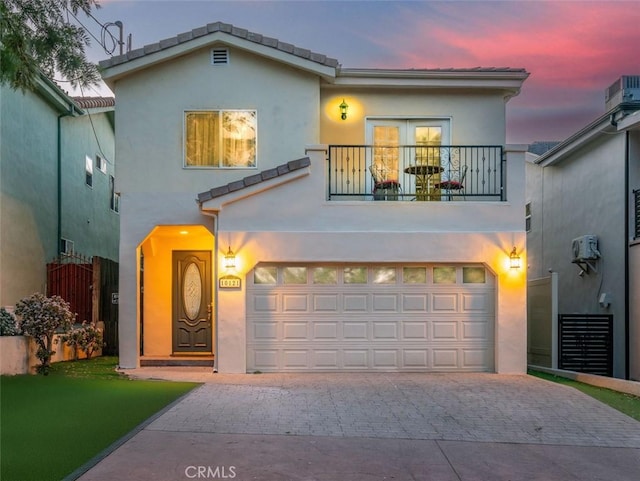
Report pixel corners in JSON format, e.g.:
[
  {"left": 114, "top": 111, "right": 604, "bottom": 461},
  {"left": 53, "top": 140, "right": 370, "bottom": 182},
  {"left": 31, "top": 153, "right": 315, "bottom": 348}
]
[{"left": 366, "top": 119, "right": 450, "bottom": 182}]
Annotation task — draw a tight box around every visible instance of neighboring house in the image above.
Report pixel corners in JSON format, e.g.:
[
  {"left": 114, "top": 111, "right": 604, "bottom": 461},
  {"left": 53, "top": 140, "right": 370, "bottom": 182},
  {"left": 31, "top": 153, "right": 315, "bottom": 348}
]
[
  {"left": 526, "top": 75, "right": 640, "bottom": 380},
  {"left": 0, "top": 74, "right": 118, "bottom": 309},
  {"left": 99, "top": 22, "right": 529, "bottom": 373}
]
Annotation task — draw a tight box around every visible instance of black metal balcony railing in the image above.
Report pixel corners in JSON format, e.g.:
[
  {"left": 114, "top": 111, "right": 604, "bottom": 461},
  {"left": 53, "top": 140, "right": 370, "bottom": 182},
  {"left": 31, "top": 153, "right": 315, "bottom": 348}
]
[{"left": 327, "top": 145, "right": 505, "bottom": 201}]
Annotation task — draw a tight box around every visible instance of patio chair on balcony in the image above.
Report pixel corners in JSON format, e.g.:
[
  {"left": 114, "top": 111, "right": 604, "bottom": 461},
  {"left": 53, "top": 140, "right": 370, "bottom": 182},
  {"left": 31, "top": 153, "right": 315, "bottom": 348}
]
[
  {"left": 434, "top": 165, "right": 467, "bottom": 200},
  {"left": 369, "top": 165, "right": 401, "bottom": 201}
]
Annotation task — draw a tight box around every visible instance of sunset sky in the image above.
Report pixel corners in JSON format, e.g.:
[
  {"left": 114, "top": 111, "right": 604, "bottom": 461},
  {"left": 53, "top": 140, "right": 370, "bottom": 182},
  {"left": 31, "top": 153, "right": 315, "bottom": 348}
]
[{"left": 82, "top": 0, "right": 640, "bottom": 144}]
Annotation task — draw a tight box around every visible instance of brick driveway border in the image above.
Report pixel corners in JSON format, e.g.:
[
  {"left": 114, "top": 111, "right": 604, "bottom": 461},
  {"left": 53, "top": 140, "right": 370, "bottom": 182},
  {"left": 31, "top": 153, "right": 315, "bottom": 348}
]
[{"left": 131, "top": 370, "right": 640, "bottom": 448}]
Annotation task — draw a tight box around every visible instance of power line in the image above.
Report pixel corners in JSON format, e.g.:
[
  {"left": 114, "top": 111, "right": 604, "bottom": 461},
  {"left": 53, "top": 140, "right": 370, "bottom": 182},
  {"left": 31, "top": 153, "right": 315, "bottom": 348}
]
[{"left": 63, "top": 5, "right": 123, "bottom": 56}]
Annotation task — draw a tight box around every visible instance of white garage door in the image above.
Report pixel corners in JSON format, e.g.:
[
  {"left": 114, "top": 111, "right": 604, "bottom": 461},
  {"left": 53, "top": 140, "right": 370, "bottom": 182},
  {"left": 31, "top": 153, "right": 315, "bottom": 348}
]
[{"left": 246, "top": 264, "right": 495, "bottom": 372}]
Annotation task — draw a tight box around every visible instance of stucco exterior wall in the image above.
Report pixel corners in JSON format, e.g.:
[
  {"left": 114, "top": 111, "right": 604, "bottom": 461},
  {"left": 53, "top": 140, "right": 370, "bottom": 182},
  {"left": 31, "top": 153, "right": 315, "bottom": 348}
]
[
  {"left": 629, "top": 131, "right": 640, "bottom": 380},
  {"left": 1, "top": 84, "right": 117, "bottom": 308},
  {"left": 60, "top": 114, "right": 118, "bottom": 261},
  {"left": 1, "top": 87, "right": 58, "bottom": 306},
  {"left": 113, "top": 46, "right": 320, "bottom": 195},
  {"left": 320, "top": 90, "right": 507, "bottom": 145},
  {"left": 527, "top": 133, "right": 628, "bottom": 378}
]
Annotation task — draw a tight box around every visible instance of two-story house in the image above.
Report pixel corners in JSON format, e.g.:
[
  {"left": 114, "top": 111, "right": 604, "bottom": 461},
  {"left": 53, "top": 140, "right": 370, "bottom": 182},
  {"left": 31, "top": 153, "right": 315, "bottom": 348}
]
[
  {"left": 526, "top": 76, "right": 640, "bottom": 380},
  {"left": 99, "top": 22, "right": 529, "bottom": 374},
  {"left": 1, "top": 74, "right": 118, "bottom": 311}
]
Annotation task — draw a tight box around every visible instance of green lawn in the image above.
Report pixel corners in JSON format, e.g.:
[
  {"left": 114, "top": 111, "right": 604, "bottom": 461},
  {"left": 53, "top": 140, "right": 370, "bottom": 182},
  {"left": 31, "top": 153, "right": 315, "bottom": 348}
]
[
  {"left": 1, "top": 357, "right": 199, "bottom": 481},
  {"left": 529, "top": 369, "right": 640, "bottom": 422}
]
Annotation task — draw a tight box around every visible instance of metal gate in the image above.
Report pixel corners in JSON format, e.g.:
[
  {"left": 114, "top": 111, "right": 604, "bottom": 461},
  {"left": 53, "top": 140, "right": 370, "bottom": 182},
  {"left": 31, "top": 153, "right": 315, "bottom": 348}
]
[
  {"left": 47, "top": 254, "right": 93, "bottom": 324},
  {"left": 559, "top": 314, "right": 613, "bottom": 376},
  {"left": 47, "top": 254, "right": 119, "bottom": 355},
  {"left": 96, "top": 257, "right": 119, "bottom": 355}
]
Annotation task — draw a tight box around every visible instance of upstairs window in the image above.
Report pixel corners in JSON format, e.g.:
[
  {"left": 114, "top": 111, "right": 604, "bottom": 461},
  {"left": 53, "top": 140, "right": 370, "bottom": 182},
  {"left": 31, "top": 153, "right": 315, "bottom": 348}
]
[
  {"left": 85, "top": 155, "right": 93, "bottom": 187},
  {"left": 185, "top": 110, "right": 257, "bottom": 168},
  {"left": 96, "top": 154, "right": 107, "bottom": 173},
  {"left": 110, "top": 175, "right": 120, "bottom": 213}
]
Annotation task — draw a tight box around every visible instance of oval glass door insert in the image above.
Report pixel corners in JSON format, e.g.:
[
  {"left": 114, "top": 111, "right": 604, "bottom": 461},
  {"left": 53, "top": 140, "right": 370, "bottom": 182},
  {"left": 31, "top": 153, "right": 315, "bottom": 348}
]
[{"left": 183, "top": 262, "right": 202, "bottom": 320}]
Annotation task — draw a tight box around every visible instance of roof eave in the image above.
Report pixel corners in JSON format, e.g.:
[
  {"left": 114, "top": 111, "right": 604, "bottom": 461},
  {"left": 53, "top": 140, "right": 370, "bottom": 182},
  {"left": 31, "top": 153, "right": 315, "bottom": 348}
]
[
  {"left": 100, "top": 32, "right": 337, "bottom": 88},
  {"left": 326, "top": 68, "right": 529, "bottom": 95},
  {"left": 35, "top": 74, "right": 85, "bottom": 116},
  {"left": 536, "top": 104, "right": 640, "bottom": 166}
]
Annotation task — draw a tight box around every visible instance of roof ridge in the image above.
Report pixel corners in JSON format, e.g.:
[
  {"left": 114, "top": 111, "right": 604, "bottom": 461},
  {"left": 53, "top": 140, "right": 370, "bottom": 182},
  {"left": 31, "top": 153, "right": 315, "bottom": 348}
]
[{"left": 100, "top": 21, "right": 339, "bottom": 70}]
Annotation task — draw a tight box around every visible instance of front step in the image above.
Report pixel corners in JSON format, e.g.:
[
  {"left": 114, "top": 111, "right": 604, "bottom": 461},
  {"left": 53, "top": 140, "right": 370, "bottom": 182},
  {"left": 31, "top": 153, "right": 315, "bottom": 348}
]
[{"left": 140, "top": 356, "right": 215, "bottom": 367}]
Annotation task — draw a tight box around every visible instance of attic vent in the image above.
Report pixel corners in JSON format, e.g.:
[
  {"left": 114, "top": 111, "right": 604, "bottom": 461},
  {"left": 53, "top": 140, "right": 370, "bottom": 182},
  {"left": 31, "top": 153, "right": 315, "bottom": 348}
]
[{"left": 211, "top": 48, "right": 229, "bottom": 65}]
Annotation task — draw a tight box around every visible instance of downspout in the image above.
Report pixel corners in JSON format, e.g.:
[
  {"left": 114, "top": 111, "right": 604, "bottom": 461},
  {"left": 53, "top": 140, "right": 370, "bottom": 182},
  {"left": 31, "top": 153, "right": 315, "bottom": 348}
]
[
  {"left": 624, "top": 130, "right": 630, "bottom": 379},
  {"left": 57, "top": 105, "right": 74, "bottom": 254},
  {"left": 200, "top": 210, "right": 219, "bottom": 373}
]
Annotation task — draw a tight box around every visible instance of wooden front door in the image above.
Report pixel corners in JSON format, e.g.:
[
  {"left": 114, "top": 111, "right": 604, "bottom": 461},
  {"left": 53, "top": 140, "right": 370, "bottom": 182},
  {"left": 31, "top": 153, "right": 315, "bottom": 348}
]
[{"left": 173, "top": 251, "right": 212, "bottom": 353}]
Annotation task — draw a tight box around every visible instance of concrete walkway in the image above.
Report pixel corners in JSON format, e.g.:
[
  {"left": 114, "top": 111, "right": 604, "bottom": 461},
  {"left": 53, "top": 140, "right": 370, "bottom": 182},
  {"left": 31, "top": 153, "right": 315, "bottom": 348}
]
[{"left": 76, "top": 370, "right": 640, "bottom": 481}]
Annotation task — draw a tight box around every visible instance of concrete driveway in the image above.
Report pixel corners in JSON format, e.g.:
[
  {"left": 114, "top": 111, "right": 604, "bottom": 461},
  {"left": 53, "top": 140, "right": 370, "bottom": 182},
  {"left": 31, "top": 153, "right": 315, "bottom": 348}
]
[{"left": 74, "top": 370, "right": 640, "bottom": 481}]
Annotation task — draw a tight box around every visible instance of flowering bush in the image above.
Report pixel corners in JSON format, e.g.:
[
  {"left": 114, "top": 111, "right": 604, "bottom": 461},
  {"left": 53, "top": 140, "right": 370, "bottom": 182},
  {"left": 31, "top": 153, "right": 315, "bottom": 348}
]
[
  {"left": 0, "top": 307, "right": 20, "bottom": 336},
  {"left": 62, "top": 321, "right": 104, "bottom": 360},
  {"left": 15, "top": 293, "right": 75, "bottom": 374}
]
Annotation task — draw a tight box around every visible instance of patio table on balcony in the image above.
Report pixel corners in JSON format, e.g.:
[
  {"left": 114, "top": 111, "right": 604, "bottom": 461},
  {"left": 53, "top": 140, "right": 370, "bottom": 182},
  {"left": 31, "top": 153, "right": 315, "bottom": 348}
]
[{"left": 404, "top": 164, "right": 444, "bottom": 201}]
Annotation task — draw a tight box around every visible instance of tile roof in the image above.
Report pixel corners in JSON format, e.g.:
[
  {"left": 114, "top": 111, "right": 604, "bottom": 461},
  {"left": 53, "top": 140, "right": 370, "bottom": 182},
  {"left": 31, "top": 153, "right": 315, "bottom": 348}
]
[
  {"left": 99, "top": 22, "right": 339, "bottom": 70},
  {"left": 72, "top": 97, "right": 115, "bottom": 109},
  {"left": 197, "top": 157, "right": 311, "bottom": 204}
]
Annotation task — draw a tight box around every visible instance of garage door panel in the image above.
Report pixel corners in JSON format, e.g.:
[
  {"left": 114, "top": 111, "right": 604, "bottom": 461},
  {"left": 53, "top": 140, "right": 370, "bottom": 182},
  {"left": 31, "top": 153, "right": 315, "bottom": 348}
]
[
  {"left": 462, "top": 293, "right": 490, "bottom": 312},
  {"left": 403, "top": 349, "right": 429, "bottom": 368},
  {"left": 373, "top": 294, "right": 398, "bottom": 311},
  {"left": 402, "top": 294, "right": 428, "bottom": 311},
  {"left": 247, "top": 264, "right": 494, "bottom": 372},
  {"left": 313, "top": 294, "right": 339, "bottom": 312},
  {"left": 462, "top": 321, "right": 490, "bottom": 339},
  {"left": 344, "top": 350, "right": 368, "bottom": 368},
  {"left": 314, "top": 350, "right": 339, "bottom": 368},
  {"left": 283, "top": 322, "right": 308, "bottom": 340},
  {"left": 283, "top": 294, "right": 308, "bottom": 312},
  {"left": 283, "top": 350, "right": 308, "bottom": 368},
  {"left": 344, "top": 294, "right": 368, "bottom": 311},
  {"left": 253, "top": 321, "right": 278, "bottom": 340},
  {"left": 432, "top": 349, "right": 458, "bottom": 368},
  {"left": 373, "top": 350, "right": 398, "bottom": 368},
  {"left": 343, "top": 322, "right": 368, "bottom": 339},
  {"left": 463, "top": 349, "right": 489, "bottom": 368},
  {"left": 433, "top": 321, "right": 458, "bottom": 339},
  {"left": 403, "top": 322, "right": 428, "bottom": 339},
  {"left": 432, "top": 294, "right": 458, "bottom": 312},
  {"left": 373, "top": 322, "right": 398, "bottom": 339},
  {"left": 252, "top": 294, "right": 278, "bottom": 312},
  {"left": 253, "top": 349, "right": 278, "bottom": 369},
  {"left": 313, "top": 322, "right": 338, "bottom": 339}
]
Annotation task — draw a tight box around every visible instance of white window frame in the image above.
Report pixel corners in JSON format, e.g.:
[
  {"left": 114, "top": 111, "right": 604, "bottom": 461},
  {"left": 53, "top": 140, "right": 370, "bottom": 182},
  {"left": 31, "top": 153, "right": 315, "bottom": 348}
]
[
  {"left": 110, "top": 175, "right": 120, "bottom": 213},
  {"left": 85, "top": 155, "right": 93, "bottom": 187},
  {"left": 96, "top": 154, "right": 107, "bottom": 174},
  {"left": 183, "top": 109, "right": 257, "bottom": 169}
]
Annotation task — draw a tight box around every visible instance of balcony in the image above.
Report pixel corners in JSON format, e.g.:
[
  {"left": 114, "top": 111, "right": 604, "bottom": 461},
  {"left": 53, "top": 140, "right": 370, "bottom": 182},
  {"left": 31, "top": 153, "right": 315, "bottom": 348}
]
[{"left": 327, "top": 145, "right": 505, "bottom": 201}]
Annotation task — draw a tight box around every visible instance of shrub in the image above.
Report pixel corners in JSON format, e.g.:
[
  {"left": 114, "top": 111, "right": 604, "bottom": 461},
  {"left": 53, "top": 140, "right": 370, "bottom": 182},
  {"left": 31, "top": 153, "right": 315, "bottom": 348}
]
[
  {"left": 15, "top": 294, "right": 75, "bottom": 375},
  {"left": 62, "top": 321, "right": 104, "bottom": 360},
  {"left": 0, "top": 307, "right": 20, "bottom": 336}
]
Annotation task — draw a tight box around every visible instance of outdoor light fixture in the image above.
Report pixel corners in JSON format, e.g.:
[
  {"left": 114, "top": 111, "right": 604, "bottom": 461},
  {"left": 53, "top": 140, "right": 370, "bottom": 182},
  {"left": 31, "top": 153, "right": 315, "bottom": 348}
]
[
  {"left": 339, "top": 99, "right": 348, "bottom": 120},
  {"left": 224, "top": 246, "right": 236, "bottom": 270},
  {"left": 509, "top": 246, "right": 521, "bottom": 269}
]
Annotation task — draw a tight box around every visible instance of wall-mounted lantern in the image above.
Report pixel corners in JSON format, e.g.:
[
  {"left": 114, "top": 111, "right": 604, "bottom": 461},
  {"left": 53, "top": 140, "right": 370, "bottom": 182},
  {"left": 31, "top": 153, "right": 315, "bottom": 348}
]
[
  {"left": 509, "top": 246, "right": 521, "bottom": 269},
  {"left": 224, "top": 246, "right": 236, "bottom": 270},
  {"left": 339, "top": 99, "right": 348, "bottom": 120}
]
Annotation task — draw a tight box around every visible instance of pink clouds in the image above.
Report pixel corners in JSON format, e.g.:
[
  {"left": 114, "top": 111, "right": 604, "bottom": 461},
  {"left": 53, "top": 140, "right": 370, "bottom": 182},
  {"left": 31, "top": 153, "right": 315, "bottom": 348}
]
[{"left": 369, "top": 1, "right": 640, "bottom": 142}]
